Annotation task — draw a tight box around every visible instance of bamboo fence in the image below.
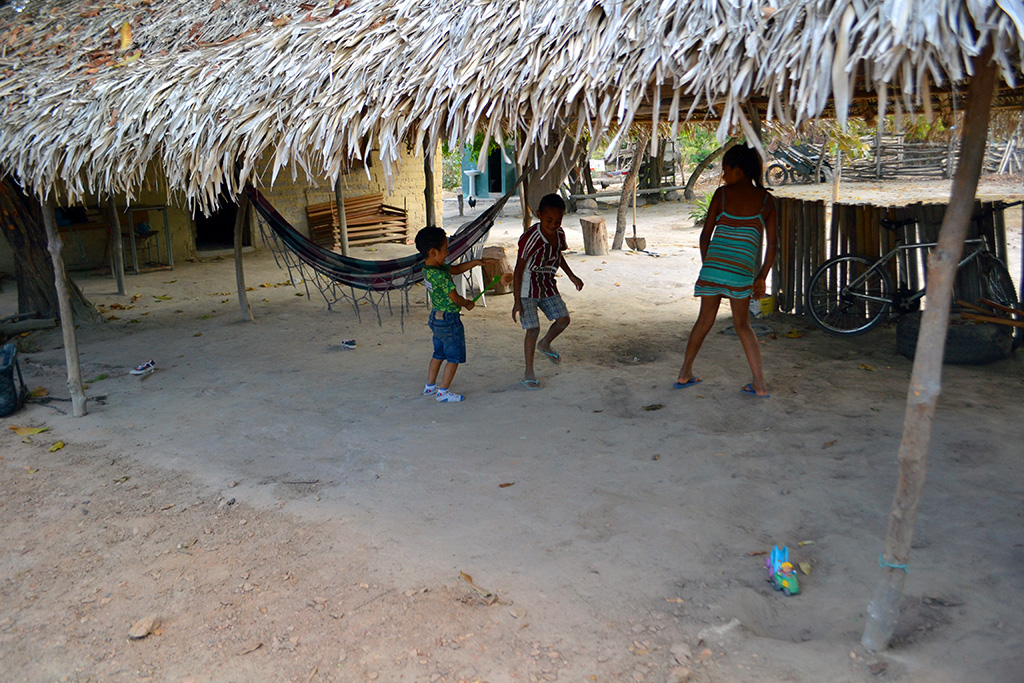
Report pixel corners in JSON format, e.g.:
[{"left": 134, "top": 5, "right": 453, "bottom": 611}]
[{"left": 772, "top": 198, "right": 1012, "bottom": 314}]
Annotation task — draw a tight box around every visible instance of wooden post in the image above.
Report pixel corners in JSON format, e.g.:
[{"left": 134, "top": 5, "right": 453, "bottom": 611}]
[
  {"left": 862, "top": 47, "right": 998, "bottom": 652},
  {"left": 234, "top": 192, "right": 254, "bottom": 323},
  {"left": 107, "top": 201, "right": 127, "bottom": 296},
  {"left": 580, "top": 216, "right": 609, "bottom": 255},
  {"left": 613, "top": 128, "right": 650, "bottom": 250},
  {"left": 481, "top": 246, "right": 514, "bottom": 294},
  {"left": 41, "top": 196, "right": 87, "bottom": 417},
  {"left": 424, "top": 144, "right": 437, "bottom": 227},
  {"left": 831, "top": 149, "right": 842, "bottom": 204},
  {"left": 334, "top": 177, "right": 350, "bottom": 256},
  {"left": 516, "top": 156, "right": 531, "bottom": 231}
]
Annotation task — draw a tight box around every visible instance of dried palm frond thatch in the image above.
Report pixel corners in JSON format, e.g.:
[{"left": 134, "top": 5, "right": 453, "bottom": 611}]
[{"left": 0, "top": 0, "right": 1021, "bottom": 211}]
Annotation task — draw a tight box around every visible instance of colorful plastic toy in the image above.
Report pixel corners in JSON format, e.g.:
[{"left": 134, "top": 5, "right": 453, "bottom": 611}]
[{"left": 765, "top": 545, "right": 800, "bottom": 596}]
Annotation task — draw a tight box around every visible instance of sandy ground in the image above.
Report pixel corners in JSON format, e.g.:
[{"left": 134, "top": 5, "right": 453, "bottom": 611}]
[{"left": 1, "top": 178, "right": 1023, "bottom": 683}]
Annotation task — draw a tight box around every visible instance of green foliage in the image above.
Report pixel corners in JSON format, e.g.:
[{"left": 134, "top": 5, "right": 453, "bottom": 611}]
[
  {"left": 678, "top": 126, "right": 721, "bottom": 164},
  {"left": 441, "top": 148, "right": 462, "bottom": 190},
  {"left": 688, "top": 193, "right": 713, "bottom": 225}
]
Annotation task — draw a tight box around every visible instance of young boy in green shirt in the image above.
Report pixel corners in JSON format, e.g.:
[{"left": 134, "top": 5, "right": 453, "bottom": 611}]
[{"left": 415, "top": 226, "right": 492, "bottom": 403}]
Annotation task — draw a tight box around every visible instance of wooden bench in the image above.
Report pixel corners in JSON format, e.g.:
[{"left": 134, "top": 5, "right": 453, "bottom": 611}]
[{"left": 306, "top": 193, "right": 409, "bottom": 250}]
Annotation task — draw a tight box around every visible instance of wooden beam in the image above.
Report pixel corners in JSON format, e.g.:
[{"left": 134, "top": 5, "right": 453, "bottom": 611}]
[
  {"left": 861, "top": 44, "right": 998, "bottom": 652},
  {"left": 107, "top": 201, "right": 126, "bottom": 296},
  {"left": 41, "top": 196, "right": 87, "bottom": 417},
  {"left": 234, "top": 192, "right": 254, "bottom": 323}
]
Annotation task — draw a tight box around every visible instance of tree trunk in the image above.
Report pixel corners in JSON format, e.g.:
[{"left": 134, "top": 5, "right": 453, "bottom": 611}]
[
  {"left": 41, "top": 197, "right": 88, "bottom": 417},
  {"left": 861, "top": 45, "right": 997, "bottom": 653},
  {"left": 613, "top": 129, "right": 650, "bottom": 250},
  {"left": 524, "top": 125, "right": 574, "bottom": 213},
  {"left": 582, "top": 154, "right": 596, "bottom": 195},
  {"left": 0, "top": 177, "right": 98, "bottom": 321},
  {"left": 684, "top": 137, "right": 737, "bottom": 200}
]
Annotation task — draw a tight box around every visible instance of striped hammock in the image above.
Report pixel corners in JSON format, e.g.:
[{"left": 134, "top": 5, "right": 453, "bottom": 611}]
[{"left": 245, "top": 183, "right": 516, "bottom": 323}]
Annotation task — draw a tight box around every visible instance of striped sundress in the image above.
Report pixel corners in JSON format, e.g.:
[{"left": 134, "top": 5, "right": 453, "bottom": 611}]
[{"left": 694, "top": 190, "right": 767, "bottom": 300}]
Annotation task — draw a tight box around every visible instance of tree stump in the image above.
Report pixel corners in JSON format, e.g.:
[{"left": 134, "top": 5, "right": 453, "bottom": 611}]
[
  {"left": 580, "top": 216, "right": 609, "bottom": 255},
  {"left": 482, "top": 246, "right": 514, "bottom": 295}
]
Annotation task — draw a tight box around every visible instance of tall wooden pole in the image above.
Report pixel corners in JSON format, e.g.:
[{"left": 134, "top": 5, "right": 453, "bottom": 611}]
[
  {"left": 424, "top": 144, "right": 437, "bottom": 227},
  {"left": 41, "top": 196, "right": 87, "bottom": 417},
  {"left": 107, "top": 201, "right": 127, "bottom": 296},
  {"left": 234, "top": 192, "right": 254, "bottom": 323},
  {"left": 334, "top": 177, "right": 350, "bottom": 256},
  {"left": 861, "top": 46, "right": 997, "bottom": 652}
]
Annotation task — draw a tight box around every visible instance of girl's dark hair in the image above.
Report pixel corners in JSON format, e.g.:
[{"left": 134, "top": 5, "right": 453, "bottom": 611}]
[{"left": 722, "top": 144, "right": 764, "bottom": 189}]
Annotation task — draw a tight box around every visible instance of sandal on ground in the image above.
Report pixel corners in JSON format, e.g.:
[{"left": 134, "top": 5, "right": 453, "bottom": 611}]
[
  {"left": 520, "top": 379, "right": 541, "bottom": 390},
  {"left": 537, "top": 348, "right": 560, "bottom": 364},
  {"left": 672, "top": 377, "right": 702, "bottom": 389},
  {"left": 741, "top": 383, "right": 770, "bottom": 398}
]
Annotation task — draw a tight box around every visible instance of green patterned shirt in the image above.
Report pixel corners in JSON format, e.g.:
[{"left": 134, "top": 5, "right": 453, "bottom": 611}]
[{"left": 423, "top": 264, "right": 460, "bottom": 313}]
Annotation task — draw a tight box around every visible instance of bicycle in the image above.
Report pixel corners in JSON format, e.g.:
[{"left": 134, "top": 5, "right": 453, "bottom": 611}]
[{"left": 806, "top": 202, "right": 1022, "bottom": 336}]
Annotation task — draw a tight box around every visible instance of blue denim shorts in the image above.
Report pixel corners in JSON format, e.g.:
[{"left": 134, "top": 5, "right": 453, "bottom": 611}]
[{"left": 428, "top": 311, "right": 467, "bottom": 364}]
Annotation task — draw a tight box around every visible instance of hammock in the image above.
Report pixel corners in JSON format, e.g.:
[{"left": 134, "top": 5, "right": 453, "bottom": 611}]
[{"left": 246, "top": 182, "right": 517, "bottom": 323}]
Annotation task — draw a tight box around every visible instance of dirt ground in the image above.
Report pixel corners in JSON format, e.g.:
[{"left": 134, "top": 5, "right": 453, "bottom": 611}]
[{"left": 1, "top": 177, "right": 1023, "bottom": 683}]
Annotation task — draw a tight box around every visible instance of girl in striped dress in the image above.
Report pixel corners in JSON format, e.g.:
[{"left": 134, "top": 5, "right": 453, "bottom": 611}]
[{"left": 675, "top": 145, "right": 777, "bottom": 397}]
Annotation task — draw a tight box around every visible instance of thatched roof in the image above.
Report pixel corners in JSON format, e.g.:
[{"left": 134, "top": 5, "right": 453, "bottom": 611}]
[{"left": 1, "top": 0, "right": 1022, "bottom": 210}]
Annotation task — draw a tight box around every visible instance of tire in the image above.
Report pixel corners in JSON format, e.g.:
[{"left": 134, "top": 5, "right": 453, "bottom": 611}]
[
  {"left": 978, "top": 254, "right": 1023, "bottom": 349},
  {"left": 766, "top": 164, "right": 789, "bottom": 186},
  {"left": 897, "top": 311, "right": 1013, "bottom": 364},
  {"left": 807, "top": 255, "right": 893, "bottom": 334}
]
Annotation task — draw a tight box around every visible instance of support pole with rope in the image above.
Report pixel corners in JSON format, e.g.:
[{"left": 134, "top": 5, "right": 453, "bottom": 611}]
[{"left": 861, "top": 45, "right": 998, "bottom": 652}]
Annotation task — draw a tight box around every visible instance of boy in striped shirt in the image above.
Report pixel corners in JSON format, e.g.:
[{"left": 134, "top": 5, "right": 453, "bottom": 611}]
[{"left": 511, "top": 194, "right": 584, "bottom": 389}]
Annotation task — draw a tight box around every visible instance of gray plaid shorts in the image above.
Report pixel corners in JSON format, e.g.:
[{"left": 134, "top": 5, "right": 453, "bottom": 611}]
[{"left": 519, "top": 294, "right": 569, "bottom": 330}]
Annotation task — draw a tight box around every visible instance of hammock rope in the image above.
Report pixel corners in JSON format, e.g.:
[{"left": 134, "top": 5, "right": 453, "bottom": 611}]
[{"left": 245, "top": 183, "right": 517, "bottom": 325}]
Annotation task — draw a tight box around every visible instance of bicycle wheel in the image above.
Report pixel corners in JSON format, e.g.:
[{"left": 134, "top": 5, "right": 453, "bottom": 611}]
[
  {"left": 978, "top": 254, "right": 1023, "bottom": 349},
  {"left": 807, "top": 255, "right": 894, "bottom": 334},
  {"left": 766, "top": 164, "right": 789, "bottom": 186}
]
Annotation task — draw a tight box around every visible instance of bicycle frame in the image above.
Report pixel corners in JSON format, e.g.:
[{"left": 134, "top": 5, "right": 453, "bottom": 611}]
[{"left": 843, "top": 237, "right": 989, "bottom": 307}]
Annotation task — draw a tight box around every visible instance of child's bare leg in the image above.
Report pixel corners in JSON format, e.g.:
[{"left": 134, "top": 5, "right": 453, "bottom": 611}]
[
  {"left": 427, "top": 357, "right": 443, "bottom": 385},
  {"left": 439, "top": 361, "right": 459, "bottom": 390},
  {"left": 678, "top": 296, "right": 720, "bottom": 382},
  {"left": 523, "top": 327, "right": 540, "bottom": 381},
  {"left": 728, "top": 297, "right": 768, "bottom": 395},
  {"left": 537, "top": 316, "right": 570, "bottom": 354}
]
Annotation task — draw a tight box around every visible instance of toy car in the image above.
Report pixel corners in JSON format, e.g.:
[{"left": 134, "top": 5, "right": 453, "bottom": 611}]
[{"left": 765, "top": 545, "right": 801, "bottom": 596}]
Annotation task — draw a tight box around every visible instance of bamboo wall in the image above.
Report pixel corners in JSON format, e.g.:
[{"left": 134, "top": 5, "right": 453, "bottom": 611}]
[{"left": 772, "top": 198, "right": 1012, "bottom": 315}]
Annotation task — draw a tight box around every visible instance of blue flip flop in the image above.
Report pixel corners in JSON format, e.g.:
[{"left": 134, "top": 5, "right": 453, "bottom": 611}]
[
  {"left": 742, "top": 383, "right": 770, "bottom": 398},
  {"left": 538, "top": 348, "right": 560, "bottom": 364},
  {"left": 520, "top": 379, "right": 541, "bottom": 390},
  {"left": 672, "top": 377, "right": 702, "bottom": 389}
]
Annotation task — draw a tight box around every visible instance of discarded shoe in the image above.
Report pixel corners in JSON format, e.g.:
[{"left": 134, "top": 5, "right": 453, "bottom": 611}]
[
  {"left": 340, "top": 339, "right": 357, "bottom": 349},
  {"left": 130, "top": 359, "right": 155, "bottom": 375}
]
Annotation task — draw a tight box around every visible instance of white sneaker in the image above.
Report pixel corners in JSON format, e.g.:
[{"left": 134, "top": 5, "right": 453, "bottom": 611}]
[
  {"left": 130, "top": 359, "right": 155, "bottom": 375},
  {"left": 436, "top": 389, "right": 464, "bottom": 403},
  {"left": 423, "top": 383, "right": 437, "bottom": 396}
]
